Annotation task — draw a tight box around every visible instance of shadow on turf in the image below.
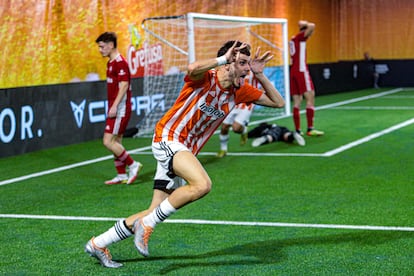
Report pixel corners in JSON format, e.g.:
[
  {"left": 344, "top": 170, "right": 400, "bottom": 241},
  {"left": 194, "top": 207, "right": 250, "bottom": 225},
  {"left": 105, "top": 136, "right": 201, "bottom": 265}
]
[{"left": 119, "top": 230, "right": 413, "bottom": 274}]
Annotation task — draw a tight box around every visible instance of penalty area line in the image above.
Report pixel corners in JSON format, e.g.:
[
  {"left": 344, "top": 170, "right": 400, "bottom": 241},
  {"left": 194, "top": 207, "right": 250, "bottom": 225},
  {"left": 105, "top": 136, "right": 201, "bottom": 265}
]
[
  {"left": 204, "top": 116, "right": 414, "bottom": 158},
  {"left": 0, "top": 214, "right": 413, "bottom": 232},
  {"left": 198, "top": 152, "right": 324, "bottom": 157},
  {"left": 323, "top": 117, "right": 414, "bottom": 157},
  {"left": 0, "top": 88, "right": 405, "bottom": 186},
  {"left": 0, "top": 146, "right": 152, "bottom": 186}
]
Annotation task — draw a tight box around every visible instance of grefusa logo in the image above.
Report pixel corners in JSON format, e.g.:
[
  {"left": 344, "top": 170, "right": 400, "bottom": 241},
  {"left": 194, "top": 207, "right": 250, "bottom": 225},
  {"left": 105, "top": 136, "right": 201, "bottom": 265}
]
[{"left": 127, "top": 42, "right": 163, "bottom": 77}]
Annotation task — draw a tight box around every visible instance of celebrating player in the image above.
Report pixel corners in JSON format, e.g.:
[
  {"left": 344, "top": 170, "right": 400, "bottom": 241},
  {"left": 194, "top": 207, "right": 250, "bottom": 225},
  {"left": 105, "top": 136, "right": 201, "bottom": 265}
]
[
  {"left": 289, "top": 20, "right": 324, "bottom": 136},
  {"left": 85, "top": 40, "right": 285, "bottom": 268},
  {"left": 95, "top": 32, "right": 143, "bottom": 185},
  {"left": 216, "top": 72, "right": 259, "bottom": 157}
]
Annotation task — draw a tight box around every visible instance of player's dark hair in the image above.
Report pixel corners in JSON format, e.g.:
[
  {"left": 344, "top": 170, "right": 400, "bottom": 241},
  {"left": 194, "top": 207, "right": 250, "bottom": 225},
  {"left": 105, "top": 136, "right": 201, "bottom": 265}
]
[
  {"left": 217, "top": 40, "right": 251, "bottom": 57},
  {"left": 96, "top": 32, "right": 117, "bottom": 48},
  {"left": 300, "top": 26, "right": 307, "bottom": 31}
]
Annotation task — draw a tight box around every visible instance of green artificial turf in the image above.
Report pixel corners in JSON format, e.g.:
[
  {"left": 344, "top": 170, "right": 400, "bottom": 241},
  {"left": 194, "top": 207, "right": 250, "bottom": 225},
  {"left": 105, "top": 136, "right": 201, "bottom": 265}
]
[{"left": 1, "top": 88, "right": 413, "bottom": 275}]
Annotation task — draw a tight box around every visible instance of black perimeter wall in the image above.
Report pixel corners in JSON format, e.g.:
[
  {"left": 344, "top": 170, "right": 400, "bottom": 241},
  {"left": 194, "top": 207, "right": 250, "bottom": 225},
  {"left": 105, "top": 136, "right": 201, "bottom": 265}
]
[{"left": 0, "top": 59, "right": 412, "bottom": 157}]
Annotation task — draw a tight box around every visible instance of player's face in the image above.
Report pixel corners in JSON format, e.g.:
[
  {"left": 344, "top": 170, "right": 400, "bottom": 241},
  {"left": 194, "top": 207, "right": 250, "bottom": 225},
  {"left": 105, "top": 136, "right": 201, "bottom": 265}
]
[
  {"left": 230, "top": 53, "right": 251, "bottom": 88},
  {"left": 97, "top": 41, "right": 113, "bottom": 58}
]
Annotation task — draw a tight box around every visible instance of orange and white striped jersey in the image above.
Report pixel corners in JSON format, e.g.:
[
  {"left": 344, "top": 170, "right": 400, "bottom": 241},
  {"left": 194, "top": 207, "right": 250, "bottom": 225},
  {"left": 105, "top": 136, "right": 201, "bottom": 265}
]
[
  {"left": 153, "top": 70, "right": 263, "bottom": 155},
  {"left": 233, "top": 72, "right": 261, "bottom": 111}
]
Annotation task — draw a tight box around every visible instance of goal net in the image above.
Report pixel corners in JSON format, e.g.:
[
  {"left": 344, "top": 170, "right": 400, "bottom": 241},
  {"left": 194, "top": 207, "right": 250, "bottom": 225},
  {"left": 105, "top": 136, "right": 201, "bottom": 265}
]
[{"left": 137, "top": 13, "right": 290, "bottom": 136}]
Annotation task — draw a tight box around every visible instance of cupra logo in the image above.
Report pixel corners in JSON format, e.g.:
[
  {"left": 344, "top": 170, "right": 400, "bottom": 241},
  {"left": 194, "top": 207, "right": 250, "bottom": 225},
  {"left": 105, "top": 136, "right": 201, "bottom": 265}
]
[{"left": 70, "top": 100, "right": 86, "bottom": 128}]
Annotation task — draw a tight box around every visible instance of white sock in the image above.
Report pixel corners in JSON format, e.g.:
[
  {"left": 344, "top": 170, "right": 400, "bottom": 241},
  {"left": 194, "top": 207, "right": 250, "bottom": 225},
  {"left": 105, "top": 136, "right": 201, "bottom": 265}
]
[
  {"left": 93, "top": 219, "right": 133, "bottom": 248},
  {"left": 143, "top": 199, "right": 177, "bottom": 228},
  {"left": 219, "top": 134, "right": 229, "bottom": 151}
]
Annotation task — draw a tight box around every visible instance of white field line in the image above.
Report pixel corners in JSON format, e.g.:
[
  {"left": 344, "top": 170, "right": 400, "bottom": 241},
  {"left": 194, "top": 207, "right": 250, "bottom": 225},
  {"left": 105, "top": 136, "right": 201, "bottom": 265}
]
[
  {"left": 252, "top": 88, "right": 405, "bottom": 125},
  {"left": 0, "top": 88, "right": 409, "bottom": 186},
  {"left": 313, "top": 88, "right": 404, "bottom": 111},
  {"left": 0, "top": 213, "right": 413, "bottom": 232},
  {"left": 0, "top": 146, "right": 152, "bottom": 186},
  {"left": 383, "top": 95, "right": 414, "bottom": 99},
  {"left": 198, "top": 152, "right": 323, "bottom": 157},
  {"left": 201, "top": 115, "right": 414, "bottom": 157},
  {"left": 334, "top": 106, "right": 414, "bottom": 110},
  {"left": 322, "top": 117, "right": 414, "bottom": 157}
]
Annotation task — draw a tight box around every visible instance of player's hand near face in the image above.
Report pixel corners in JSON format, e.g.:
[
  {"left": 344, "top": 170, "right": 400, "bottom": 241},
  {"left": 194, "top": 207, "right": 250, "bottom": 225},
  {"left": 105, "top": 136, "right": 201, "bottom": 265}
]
[
  {"left": 249, "top": 47, "right": 273, "bottom": 75},
  {"left": 225, "top": 41, "right": 249, "bottom": 64}
]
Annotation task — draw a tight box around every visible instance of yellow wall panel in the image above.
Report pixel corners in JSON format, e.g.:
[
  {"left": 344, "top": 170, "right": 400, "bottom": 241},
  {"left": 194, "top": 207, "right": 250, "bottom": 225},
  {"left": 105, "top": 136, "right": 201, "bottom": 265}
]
[{"left": 0, "top": 0, "right": 412, "bottom": 88}]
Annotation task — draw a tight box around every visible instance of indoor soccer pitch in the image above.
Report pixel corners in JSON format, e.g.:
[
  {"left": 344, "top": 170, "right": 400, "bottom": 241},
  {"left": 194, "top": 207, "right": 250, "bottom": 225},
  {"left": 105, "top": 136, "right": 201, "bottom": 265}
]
[{"left": 1, "top": 88, "right": 413, "bottom": 275}]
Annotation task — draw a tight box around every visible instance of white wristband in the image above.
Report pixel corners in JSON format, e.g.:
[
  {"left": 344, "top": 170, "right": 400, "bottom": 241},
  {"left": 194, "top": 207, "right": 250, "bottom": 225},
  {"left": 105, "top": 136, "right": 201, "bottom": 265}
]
[{"left": 216, "top": 55, "right": 227, "bottom": 66}]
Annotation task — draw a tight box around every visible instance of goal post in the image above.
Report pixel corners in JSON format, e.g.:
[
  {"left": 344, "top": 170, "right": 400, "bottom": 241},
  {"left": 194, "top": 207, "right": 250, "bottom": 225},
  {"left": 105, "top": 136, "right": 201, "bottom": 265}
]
[{"left": 137, "top": 13, "right": 290, "bottom": 136}]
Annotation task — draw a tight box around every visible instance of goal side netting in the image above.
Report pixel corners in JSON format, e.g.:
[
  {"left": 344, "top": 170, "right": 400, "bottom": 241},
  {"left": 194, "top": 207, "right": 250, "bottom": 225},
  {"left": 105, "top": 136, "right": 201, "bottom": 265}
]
[{"left": 137, "top": 13, "right": 290, "bottom": 136}]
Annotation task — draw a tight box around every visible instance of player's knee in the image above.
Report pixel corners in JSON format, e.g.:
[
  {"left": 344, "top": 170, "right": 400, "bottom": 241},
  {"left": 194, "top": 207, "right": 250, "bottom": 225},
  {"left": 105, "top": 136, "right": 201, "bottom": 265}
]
[
  {"left": 102, "top": 138, "right": 113, "bottom": 150},
  {"left": 221, "top": 124, "right": 230, "bottom": 134},
  {"left": 232, "top": 123, "right": 244, "bottom": 133},
  {"left": 199, "top": 179, "right": 212, "bottom": 196},
  {"left": 102, "top": 138, "right": 110, "bottom": 148},
  {"left": 192, "top": 178, "right": 212, "bottom": 199}
]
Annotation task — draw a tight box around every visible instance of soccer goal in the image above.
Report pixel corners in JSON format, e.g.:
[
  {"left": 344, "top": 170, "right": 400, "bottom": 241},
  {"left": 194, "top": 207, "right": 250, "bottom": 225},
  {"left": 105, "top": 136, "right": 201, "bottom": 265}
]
[{"left": 137, "top": 12, "right": 290, "bottom": 136}]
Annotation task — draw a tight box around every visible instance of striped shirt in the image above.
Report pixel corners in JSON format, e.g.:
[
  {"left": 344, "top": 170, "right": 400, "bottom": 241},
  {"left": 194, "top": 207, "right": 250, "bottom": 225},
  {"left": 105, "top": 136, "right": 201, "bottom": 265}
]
[
  {"left": 234, "top": 72, "right": 260, "bottom": 111},
  {"left": 153, "top": 70, "right": 263, "bottom": 154}
]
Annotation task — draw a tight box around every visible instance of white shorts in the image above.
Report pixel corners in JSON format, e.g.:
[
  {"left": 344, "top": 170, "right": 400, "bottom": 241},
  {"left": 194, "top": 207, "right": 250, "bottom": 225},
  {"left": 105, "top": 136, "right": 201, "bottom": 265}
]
[
  {"left": 222, "top": 106, "right": 253, "bottom": 126},
  {"left": 152, "top": 140, "right": 189, "bottom": 190}
]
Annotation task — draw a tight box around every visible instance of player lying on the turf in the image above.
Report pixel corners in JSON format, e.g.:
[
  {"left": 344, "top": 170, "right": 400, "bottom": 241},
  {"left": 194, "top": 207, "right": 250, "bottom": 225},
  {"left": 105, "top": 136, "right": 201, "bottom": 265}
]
[{"left": 249, "top": 122, "right": 305, "bottom": 147}]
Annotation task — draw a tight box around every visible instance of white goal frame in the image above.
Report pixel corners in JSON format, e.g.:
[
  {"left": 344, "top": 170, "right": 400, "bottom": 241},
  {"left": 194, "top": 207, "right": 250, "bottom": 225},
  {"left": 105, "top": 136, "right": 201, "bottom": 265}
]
[
  {"left": 138, "top": 13, "right": 290, "bottom": 136},
  {"left": 186, "top": 13, "right": 290, "bottom": 115}
]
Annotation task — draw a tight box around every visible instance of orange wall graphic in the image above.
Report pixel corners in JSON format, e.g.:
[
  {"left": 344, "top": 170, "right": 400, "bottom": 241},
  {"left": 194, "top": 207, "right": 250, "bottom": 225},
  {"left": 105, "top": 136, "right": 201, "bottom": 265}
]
[{"left": 0, "top": 0, "right": 412, "bottom": 88}]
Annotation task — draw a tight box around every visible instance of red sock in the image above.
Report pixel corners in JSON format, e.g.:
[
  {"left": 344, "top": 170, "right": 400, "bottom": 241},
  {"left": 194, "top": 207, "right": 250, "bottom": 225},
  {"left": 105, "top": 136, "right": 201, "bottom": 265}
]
[
  {"left": 306, "top": 106, "right": 315, "bottom": 130},
  {"left": 293, "top": 107, "right": 301, "bottom": 131},
  {"left": 114, "top": 158, "right": 126, "bottom": 174},
  {"left": 117, "top": 150, "right": 134, "bottom": 166}
]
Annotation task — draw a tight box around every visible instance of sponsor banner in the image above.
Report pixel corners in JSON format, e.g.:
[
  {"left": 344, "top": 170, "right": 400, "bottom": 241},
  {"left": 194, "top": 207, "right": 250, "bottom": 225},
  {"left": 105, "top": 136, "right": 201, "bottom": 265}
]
[
  {"left": 4, "top": 58, "right": 408, "bottom": 158},
  {"left": 127, "top": 42, "right": 164, "bottom": 77},
  {"left": 0, "top": 78, "right": 166, "bottom": 158}
]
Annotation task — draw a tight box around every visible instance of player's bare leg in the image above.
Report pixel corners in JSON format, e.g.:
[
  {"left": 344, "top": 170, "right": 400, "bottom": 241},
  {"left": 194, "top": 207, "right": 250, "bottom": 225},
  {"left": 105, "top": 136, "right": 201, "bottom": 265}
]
[
  {"left": 292, "top": 94, "right": 303, "bottom": 134},
  {"left": 168, "top": 151, "right": 212, "bottom": 207},
  {"left": 133, "top": 151, "right": 212, "bottom": 256},
  {"left": 232, "top": 121, "right": 248, "bottom": 146},
  {"left": 125, "top": 190, "right": 170, "bottom": 227},
  {"left": 103, "top": 133, "right": 142, "bottom": 184},
  {"left": 218, "top": 124, "right": 231, "bottom": 157},
  {"left": 303, "top": 90, "right": 324, "bottom": 136}
]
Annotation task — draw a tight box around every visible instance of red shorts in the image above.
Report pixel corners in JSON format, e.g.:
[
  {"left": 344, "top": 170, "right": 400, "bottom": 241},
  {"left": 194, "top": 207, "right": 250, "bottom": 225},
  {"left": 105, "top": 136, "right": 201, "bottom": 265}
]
[
  {"left": 290, "top": 70, "right": 314, "bottom": 95},
  {"left": 104, "top": 112, "right": 131, "bottom": 135}
]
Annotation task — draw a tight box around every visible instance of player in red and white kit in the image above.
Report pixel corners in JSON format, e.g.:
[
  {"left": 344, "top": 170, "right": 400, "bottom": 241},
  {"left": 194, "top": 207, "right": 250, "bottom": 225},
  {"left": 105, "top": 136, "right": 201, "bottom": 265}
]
[
  {"left": 289, "top": 20, "right": 324, "bottom": 136},
  {"left": 216, "top": 72, "right": 259, "bottom": 157},
  {"left": 85, "top": 40, "right": 285, "bottom": 268},
  {"left": 95, "top": 32, "right": 142, "bottom": 185}
]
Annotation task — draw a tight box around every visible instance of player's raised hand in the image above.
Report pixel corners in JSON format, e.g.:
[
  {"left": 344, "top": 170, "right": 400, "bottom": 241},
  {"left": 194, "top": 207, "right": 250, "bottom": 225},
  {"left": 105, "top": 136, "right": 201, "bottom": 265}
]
[
  {"left": 225, "top": 41, "right": 249, "bottom": 64},
  {"left": 249, "top": 47, "right": 273, "bottom": 75}
]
